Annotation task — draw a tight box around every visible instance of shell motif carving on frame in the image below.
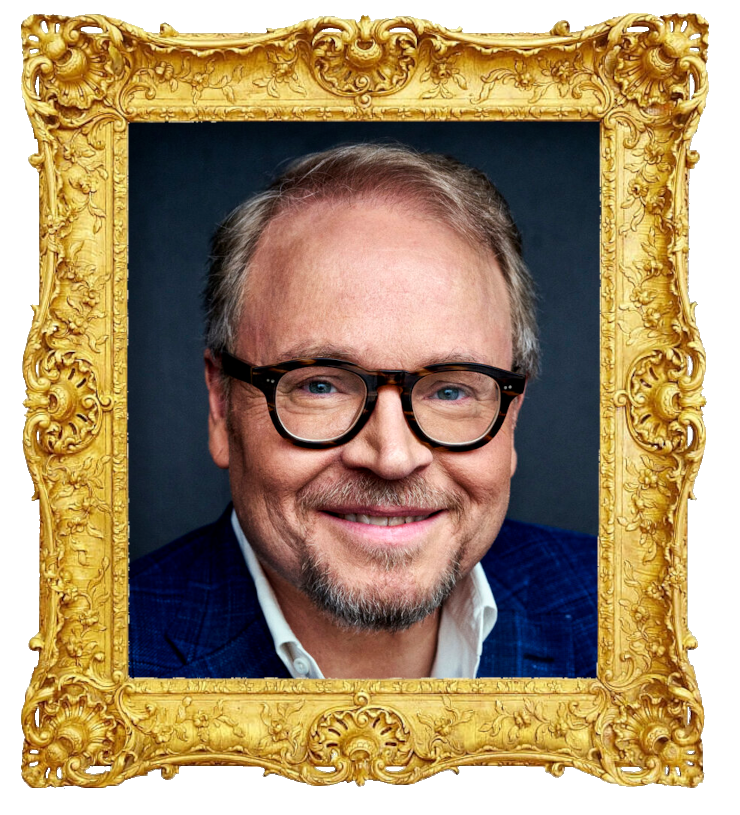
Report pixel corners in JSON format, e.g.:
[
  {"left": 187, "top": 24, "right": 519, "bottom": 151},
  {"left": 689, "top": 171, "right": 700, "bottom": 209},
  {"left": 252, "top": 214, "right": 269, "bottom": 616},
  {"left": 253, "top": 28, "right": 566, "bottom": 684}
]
[
  {"left": 603, "top": 682, "right": 703, "bottom": 786},
  {"left": 306, "top": 692, "right": 419, "bottom": 784},
  {"left": 22, "top": 678, "right": 126, "bottom": 787},
  {"left": 22, "top": 15, "right": 128, "bottom": 116},
  {"left": 25, "top": 350, "right": 109, "bottom": 455},
  {"left": 612, "top": 14, "right": 708, "bottom": 110},
  {"left": 618, "top": 348, "right": 705, "bottom": 455},
  {"left": 310, "top": 16, "right": 419, "bottom": 104}
]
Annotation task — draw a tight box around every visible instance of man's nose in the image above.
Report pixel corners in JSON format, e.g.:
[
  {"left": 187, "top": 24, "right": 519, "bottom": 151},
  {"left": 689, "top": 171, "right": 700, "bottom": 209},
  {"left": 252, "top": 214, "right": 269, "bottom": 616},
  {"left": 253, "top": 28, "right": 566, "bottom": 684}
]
[{"left": 339, "top": 385, "right": 434, "bottom": 479}]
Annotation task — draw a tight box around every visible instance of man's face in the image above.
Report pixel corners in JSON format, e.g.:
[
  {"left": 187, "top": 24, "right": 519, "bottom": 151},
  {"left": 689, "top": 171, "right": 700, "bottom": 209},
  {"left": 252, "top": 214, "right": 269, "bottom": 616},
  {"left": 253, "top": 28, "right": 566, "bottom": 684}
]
[{"left": 206, "top": 199, "right": 521, "bottom": 629}]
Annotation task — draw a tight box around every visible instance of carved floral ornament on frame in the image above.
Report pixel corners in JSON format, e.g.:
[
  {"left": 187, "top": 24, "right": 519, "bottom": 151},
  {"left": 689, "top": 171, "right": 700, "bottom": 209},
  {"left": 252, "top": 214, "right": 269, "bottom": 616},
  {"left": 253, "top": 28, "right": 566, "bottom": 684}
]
[{"left": 20, "top": 12, "right": 707, "bottom": 787}]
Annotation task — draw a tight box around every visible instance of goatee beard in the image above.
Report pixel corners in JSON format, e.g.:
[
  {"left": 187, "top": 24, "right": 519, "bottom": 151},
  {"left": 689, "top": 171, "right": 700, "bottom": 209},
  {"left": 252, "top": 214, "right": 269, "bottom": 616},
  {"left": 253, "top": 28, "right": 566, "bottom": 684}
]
[
  {"left": 296, "top": 473, "right": 467, "bottom": 632},
  {"left": 300, "top": 550, "right": 462, "bottom": 632}
]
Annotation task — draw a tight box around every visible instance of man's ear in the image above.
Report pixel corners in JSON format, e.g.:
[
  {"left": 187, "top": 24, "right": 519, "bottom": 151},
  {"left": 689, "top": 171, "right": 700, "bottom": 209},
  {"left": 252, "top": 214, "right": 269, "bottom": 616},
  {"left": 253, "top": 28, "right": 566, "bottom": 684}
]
[
  {"left": 508, "top": 385, "right": 526, "bottom": 478},
  {"left": 204, "top": 350, "right": 230, "bottom": 470}
]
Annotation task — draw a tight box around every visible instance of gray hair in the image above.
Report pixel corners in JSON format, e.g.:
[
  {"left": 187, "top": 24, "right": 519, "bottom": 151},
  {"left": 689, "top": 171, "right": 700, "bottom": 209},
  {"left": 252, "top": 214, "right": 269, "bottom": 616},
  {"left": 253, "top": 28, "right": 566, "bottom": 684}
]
[{"left": 204, "top": 143, "right": 539, "bottom": 377}]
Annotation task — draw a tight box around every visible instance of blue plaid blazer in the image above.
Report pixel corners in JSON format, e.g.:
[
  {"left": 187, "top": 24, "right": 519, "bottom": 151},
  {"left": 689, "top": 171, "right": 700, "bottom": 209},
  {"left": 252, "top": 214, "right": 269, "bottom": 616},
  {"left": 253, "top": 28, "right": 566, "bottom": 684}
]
[{"left": 130, "top": 506, "right": 597, "bottom": 679}]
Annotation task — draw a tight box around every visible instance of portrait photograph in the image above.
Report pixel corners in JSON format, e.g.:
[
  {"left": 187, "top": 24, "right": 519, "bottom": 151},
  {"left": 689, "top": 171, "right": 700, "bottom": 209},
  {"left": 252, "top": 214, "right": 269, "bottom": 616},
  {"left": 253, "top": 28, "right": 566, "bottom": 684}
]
[
  {"left": 129, "top": 122, "right": 599, "bottom": 677},
  {"left": 4, "top": 0, "right": 734, "bottom": 810}
]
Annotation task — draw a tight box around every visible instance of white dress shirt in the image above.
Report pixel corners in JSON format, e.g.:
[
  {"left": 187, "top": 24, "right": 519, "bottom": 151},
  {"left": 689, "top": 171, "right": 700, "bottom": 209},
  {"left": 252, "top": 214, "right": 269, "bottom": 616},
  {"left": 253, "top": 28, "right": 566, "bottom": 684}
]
[{"left": 232, "top": 510, "right": 497, "bottom": 678}]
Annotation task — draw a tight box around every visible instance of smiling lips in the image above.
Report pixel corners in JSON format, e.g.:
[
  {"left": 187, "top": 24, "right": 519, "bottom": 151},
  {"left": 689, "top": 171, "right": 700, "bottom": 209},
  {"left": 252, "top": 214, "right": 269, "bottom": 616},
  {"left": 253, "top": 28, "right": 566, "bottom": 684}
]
[
  {"left": 337, "top": 513, "right": 432, "bottom": 526},
  {"left": 324, "top": 508, "right": 439, "bottom": 526}
]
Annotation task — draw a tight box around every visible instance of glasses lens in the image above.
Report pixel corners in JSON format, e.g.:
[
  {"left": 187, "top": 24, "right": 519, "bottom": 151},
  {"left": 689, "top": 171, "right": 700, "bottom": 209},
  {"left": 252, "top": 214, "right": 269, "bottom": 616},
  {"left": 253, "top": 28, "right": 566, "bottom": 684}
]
[
  {"left": 275, "top": 367, "right": 367, "bottom": 442},
  {"left": 412, "top": 371, "right": 501, "bottom": 445}
]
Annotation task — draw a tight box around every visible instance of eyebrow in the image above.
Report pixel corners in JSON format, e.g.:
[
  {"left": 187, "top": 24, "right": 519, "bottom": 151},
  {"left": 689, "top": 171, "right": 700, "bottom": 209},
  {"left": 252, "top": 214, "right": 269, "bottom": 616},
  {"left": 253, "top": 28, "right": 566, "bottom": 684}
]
[
  {"left": 275, "top": 345, "right": 490, "bottom": 368},
  {"left": 277, "top": 343, "right": 357, "bottom": 361}
]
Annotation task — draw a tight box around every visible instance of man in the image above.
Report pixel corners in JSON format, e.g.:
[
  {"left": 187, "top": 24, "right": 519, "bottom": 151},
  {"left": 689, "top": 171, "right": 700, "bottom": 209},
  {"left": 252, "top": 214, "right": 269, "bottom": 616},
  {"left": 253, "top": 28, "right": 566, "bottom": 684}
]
[{"left": 130, "top": 143, "right": 597, "bottom": 680}]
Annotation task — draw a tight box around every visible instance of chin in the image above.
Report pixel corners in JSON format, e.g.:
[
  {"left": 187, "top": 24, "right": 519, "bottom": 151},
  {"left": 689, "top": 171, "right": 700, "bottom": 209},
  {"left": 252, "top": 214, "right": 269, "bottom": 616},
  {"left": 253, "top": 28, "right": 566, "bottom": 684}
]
[{"left": 299, "top": 541, "right": 463, "bottom": 633}]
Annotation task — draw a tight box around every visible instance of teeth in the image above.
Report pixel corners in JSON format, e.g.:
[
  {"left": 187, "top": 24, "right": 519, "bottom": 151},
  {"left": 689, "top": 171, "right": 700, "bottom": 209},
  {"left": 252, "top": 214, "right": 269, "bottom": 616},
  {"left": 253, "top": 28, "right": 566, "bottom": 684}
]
[{"left": 340, "top": 514, "right": 430, "bottom": 525}]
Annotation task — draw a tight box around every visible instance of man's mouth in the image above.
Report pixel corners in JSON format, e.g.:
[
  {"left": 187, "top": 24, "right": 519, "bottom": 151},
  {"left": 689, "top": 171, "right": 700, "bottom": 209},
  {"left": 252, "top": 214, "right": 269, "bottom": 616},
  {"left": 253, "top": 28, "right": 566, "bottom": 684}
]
[
  {"left": 298, "top": 474, "right": 462, "bottom": 534},
  {"left": 317, "top": 506, "right": 447, "bottom": 548},
  {"left": 334, "top": 513, "right": 433, "bottom": 526},
  {"left": 322, "top": 508, "right": 441, "bottom": 527}
]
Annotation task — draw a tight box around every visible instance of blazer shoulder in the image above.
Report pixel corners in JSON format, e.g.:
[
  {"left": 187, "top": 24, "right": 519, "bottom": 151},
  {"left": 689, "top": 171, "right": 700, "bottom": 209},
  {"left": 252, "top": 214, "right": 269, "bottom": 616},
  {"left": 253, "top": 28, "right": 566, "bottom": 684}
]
[
  {"left": 484, "top": 518, "right": 598, "bottom": 571},
  {"left": 130, "top": 511, "right": 231, "bottom": 591},
  {"left": 129, "top": 506, "right": 283, "bottom": 678},
  {"left": 477, "top": 519, "right": 598, "bottom": 678},
  {"left": 489, "top": 517, "right": 596, "bottom": 554},
  {"left": 480, "top": 518, "right": 597, "bottom": 616}
]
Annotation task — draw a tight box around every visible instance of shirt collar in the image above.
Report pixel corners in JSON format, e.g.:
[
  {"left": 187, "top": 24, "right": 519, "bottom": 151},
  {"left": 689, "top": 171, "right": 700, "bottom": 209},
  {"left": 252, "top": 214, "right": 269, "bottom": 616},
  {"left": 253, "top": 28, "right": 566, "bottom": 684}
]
[{"left": 231, "top": 509, "right": 497, "bottom": 678}]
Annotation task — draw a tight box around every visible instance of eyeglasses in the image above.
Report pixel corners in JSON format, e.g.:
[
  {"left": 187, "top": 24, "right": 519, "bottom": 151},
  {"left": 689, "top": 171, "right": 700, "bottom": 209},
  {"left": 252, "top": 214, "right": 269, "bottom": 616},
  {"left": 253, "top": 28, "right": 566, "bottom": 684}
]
[{"left": 220, "top": 351, "right": 526, "bottom": 452}]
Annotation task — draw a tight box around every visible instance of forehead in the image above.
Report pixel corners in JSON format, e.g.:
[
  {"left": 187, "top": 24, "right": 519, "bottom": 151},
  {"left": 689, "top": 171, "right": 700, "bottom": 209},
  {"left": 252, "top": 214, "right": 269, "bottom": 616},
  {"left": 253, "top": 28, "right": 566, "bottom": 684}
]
[{"left": 239, "top": 199, "right": 513, "bottom": 370}]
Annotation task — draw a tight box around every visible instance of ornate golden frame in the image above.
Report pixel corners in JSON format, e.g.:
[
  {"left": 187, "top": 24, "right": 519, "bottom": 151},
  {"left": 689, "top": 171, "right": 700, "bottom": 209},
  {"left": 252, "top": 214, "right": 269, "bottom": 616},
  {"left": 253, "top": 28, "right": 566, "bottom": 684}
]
[{"left": 20, "top": 13, "right": 707, "bottom": 787}]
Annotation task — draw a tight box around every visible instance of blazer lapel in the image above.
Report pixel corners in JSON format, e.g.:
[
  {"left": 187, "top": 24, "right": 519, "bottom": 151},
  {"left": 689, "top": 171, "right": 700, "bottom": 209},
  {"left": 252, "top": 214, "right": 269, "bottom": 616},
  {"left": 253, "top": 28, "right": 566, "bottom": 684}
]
[{"left": 163, "top": 508, "right": 290, "bottom": 679}]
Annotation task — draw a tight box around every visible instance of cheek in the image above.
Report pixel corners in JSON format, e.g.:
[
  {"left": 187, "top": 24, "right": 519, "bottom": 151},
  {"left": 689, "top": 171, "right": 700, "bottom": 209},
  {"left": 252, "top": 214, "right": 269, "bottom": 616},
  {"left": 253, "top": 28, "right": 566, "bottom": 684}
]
[
  {"left": 448, "top": 433, "right": 515, "bottom": 503},
  {"left": 440, "top": 434, "right": 515, "bottom": 566},
  {"left": 226, "top": 409, "right": 341, "bottom": 581},
  {"left": 227, "top": 402, "right": 338, "bottom": 511}
]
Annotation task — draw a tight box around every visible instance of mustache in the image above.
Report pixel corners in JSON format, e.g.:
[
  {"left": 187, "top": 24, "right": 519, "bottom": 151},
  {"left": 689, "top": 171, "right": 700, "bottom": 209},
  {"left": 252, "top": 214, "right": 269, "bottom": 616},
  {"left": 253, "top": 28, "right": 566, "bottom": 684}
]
[{"left": 296, "top": 473, "right": 465, "bottom": 517}]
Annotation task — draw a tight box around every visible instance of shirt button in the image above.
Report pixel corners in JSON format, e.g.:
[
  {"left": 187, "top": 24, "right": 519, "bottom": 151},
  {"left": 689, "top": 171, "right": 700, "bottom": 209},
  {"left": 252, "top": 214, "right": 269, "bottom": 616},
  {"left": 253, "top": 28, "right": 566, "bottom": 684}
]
[{"left": 293, "top": 657, "right": 310, "bottom": 676}]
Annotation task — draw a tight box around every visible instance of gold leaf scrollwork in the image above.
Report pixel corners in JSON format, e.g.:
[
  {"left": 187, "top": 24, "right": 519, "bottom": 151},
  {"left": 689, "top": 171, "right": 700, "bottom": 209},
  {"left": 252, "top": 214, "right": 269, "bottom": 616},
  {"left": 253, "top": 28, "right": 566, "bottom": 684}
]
[
  {"left": 306, "top": 692, "right": 419, "bottom": 785},
  {"left": 25, "top": 350, "right": 109, "bottom": 454},
  {"left": 310, "top": 17, "right": 418, "bottom": 106},
  {"left": 122, "top": 693, "right": 249, "bottom": 768},
  {"left": 253, "top": 51, "right": 306, "bottom": 99},
  {"left": 618, "top": 348, "right": 705, "bottom": 455},
  {"left": 22, "top": 678, "right": 126, "bottom": 787},
  {"left": 130, "top": 56, "right": 247, "bottom": 106},
  {"left": 258, "top": 700, "right": 305, "bottom": 759},
  {"left": 613, "top": 15, "right": 708, "bottom": 110},
  {"left": 420, "top": 50, "right": 467, "bottom": 100},
  {"left": 417, "top": 695, "right": 473, "bottom": 756},
  {"left": 478, "top": 49, "right": 603, "bottom": 107},
  {"left": 22, "top": 16, "right": 127, "bottom": 115}
]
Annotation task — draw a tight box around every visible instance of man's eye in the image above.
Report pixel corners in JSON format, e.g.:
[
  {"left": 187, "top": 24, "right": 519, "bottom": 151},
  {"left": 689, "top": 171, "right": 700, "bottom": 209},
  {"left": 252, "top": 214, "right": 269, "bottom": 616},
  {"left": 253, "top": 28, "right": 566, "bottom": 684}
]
[
  {"left": 305, "top": 380, "right": 337, "bottom": 395},
  {"left": 432, "top": 386, "right": 467, "bottom": 401}
]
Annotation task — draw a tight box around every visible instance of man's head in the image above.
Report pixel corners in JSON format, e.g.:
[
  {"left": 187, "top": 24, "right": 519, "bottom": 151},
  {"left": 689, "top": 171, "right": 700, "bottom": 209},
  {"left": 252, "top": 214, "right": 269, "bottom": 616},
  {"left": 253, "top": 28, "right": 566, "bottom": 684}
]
[{"left": 203, "top": 144, "right": 538, "bottom": 632}]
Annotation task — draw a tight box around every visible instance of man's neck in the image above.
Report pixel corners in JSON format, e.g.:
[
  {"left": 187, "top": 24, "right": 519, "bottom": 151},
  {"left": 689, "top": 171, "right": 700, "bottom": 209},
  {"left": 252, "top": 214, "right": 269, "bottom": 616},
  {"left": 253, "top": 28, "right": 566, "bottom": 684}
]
[{"left": 261, "top": 561, "right": 441, "bottom": 679}]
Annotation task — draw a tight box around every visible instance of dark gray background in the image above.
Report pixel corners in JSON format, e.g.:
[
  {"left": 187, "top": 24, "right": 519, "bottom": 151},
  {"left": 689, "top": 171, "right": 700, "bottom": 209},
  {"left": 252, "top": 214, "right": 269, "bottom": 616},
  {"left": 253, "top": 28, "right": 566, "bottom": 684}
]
[{"left": 128, "top": 121, "right": 600, "bottom": 561}]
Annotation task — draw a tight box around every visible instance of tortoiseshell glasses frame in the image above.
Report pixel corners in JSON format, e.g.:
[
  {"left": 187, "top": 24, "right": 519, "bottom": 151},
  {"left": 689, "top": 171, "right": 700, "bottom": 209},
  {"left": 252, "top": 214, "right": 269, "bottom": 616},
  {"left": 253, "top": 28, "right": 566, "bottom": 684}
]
[{"left": 220, "top": 351, "right": 526, "bottom": 452}]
